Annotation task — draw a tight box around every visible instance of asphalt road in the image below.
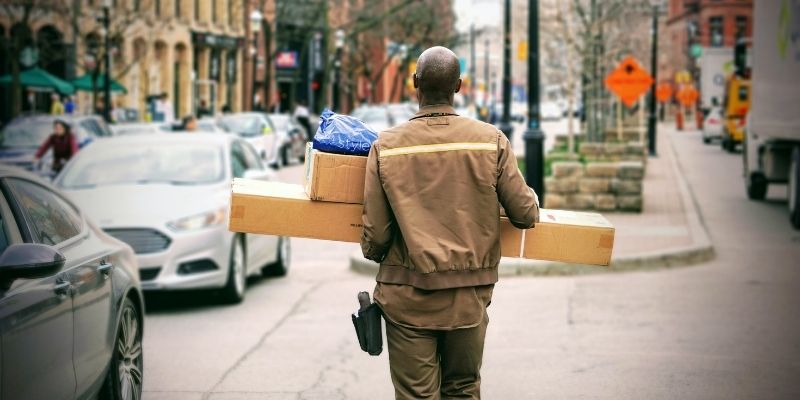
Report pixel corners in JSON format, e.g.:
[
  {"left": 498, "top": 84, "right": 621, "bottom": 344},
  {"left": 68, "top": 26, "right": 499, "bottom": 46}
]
[{"left": 143, "top": 127, "right": 800, "bottom": 399}]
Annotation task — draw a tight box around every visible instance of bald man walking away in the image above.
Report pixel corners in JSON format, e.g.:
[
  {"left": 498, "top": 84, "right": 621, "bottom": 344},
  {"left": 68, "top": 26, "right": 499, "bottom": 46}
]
[{"left": 361, "top": 46, "right": 540, "bottom": 399}]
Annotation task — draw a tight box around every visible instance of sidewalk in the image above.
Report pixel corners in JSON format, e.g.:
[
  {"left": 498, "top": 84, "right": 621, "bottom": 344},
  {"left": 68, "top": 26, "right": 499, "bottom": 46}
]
[{"left": 351, "top": 124, "right": 714, "bottom": 276}]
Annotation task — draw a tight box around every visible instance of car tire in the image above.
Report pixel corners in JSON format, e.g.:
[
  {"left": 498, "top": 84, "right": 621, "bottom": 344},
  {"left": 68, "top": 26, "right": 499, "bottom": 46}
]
[
  {"left": 99, "top": 297, "right": 143, "bottom": 400},
  {"left": 281, "top": 145, "right": 289, "bottom": 166},
  {"left": 790, "top": 147, "right": 800, "bottom": 229},
  {"left": 702, "top": 134, "right": 711, "bottom": 144},
  {"left": 262, "top": 236, "right": 290, "bottom": 277},
  {"left": 746, "top": 172, "right": 768, "bottom": 200},
  {"left": 220, "top": 235, "right": 247, "bottom": 304}
]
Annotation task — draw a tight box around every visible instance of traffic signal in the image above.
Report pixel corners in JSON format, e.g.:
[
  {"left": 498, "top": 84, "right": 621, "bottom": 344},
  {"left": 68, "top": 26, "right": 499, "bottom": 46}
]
[{"left": 734, "top": 39, "right": 747, "bottom": 77}]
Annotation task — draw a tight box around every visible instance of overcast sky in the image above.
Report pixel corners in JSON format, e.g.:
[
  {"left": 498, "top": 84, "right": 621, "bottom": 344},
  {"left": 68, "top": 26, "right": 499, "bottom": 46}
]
[{"left": 454, "top": 0, "right": 501, "bottom": 32}]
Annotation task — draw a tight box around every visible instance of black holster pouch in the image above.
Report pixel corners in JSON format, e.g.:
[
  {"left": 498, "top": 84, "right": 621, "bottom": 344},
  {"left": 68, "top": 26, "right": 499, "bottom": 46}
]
[{"left": 352, "top": 292, "right": 383, "bottom": 356}]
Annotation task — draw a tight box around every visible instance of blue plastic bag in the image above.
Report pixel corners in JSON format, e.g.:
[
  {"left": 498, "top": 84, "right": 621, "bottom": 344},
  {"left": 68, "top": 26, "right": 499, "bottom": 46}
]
[{"left": 312, "top": 109, "right": 378, "bottom": 156}]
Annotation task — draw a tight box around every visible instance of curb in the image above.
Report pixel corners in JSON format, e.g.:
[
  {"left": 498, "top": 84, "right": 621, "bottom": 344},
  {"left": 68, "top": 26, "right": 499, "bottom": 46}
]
[{"left": 350, "top": 128, "right": 715, "bottom": 277}]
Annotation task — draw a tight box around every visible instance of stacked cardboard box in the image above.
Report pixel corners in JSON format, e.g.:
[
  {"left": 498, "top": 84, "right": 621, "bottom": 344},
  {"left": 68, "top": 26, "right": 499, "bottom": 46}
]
[{"left": 229, "top": 149, "right": 616, "bottom": 265}]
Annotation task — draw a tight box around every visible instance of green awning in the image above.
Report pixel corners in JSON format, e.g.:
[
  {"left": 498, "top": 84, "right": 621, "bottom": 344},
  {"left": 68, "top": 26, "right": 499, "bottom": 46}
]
[
  {"left": 71, "top": 73, "right": 127, "bottom": 94},
  {"left": 0, "top": 67, "right": 75, "bottom": 95}
]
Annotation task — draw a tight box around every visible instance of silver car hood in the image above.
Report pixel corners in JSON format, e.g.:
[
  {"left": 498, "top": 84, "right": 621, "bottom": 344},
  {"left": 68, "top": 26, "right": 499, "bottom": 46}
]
[{"left": 63, "top": 182, "right": 230, "bottom": 229}]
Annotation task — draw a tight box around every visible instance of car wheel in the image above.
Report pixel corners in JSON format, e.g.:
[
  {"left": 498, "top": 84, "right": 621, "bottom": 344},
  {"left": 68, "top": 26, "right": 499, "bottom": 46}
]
[
  {"left": 281, "top": 145, "right": 289, "bottom": 166},
  {"left": 790, "top": 147, "right": 800, "bottom": 229},
  {"left": 262, "top": 236, "right": 290, "bottom": 277},
  {"left": 220, "top": 235, "right": 246, "bottom": 304},
  {"left": 99, "top": 297, "right": 143, "bottom": 400},
  {"left": 702, "top": 133, "right": 711, "bottom": 144},
  {"left": 746, "top": 172, "right": 768, "bottom": 200}
]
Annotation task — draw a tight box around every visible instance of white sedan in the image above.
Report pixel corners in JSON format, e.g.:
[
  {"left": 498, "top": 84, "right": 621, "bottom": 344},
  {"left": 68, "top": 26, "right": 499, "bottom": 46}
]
[{"left": 55, "top": 133, "right": 288, "bottom": 304}]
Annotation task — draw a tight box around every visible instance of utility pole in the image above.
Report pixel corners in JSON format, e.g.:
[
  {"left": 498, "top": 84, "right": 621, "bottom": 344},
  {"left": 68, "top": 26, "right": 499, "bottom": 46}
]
[
  {"left": 523, "top": 0, "right": 545, "bottom": 201},
  {"left": 102, "top": 0, "right": 112, "bottom": 123},
  {"left": 498, "top": 0, "right": 514, "bottom": 141},
  {"left": 484, "top": 39, "right": 489, "bottom": 112},
  {"left": 470, "top": 24, "right": 476, "bottom": 108},
  {"left": 647, "top": 3, "right": 659, "bottom": 156}
]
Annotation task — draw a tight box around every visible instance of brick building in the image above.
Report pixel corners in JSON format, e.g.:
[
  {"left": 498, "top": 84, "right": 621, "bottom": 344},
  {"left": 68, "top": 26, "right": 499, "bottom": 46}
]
[{"left": 664, "top": 0, "right": 753, "bottom": 83}]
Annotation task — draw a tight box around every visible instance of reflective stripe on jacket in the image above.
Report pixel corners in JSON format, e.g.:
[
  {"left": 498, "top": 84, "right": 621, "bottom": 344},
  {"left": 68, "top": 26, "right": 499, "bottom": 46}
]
[{"left": 361, "top": 104, "right": 540, "bottom": 290}]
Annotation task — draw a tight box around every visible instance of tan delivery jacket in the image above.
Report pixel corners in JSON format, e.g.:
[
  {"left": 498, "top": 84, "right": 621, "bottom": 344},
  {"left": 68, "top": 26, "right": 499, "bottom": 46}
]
[{"left": 361, "top": 104, "right": 540, "bottom": 290}]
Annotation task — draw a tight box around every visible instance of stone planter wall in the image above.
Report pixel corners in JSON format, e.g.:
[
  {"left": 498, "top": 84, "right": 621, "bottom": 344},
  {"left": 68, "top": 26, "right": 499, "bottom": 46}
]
[{"left": 544, "top": 143, "right": 646, "bottom": 212}]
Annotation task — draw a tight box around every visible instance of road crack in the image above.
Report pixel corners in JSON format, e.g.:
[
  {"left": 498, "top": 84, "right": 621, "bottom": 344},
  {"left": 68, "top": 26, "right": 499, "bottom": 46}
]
[{"left": 202, "top": 281, "right": 324, "bottom": 399}]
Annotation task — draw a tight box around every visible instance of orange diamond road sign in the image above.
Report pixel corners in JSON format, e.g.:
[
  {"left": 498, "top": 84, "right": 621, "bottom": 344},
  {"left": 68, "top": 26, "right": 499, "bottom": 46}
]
[
  {"left": 677, "top": 85, "right": 699, "bottom": 106},
  {"left": 604, "top": 56, "right": 654, "bottom": 107},
  {"left": 656, "top": 83, "right": 673, "bottom": 103}
]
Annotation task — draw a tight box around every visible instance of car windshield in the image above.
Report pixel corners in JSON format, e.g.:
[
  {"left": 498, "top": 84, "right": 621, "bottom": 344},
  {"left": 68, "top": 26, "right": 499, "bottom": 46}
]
[
  {"left": 219, "top": 115, "right": 262, "bottom": 137},
  {"left": 352, "top": 108, "right": 386, "bottom": 125},
  {"left": 59, "top": 142, "right": 225, "bottom": 188},
  {"left": 0, "top": 120, "right": 54, "bottom": 148},
  {"left": 268, "top": 115, "right": 289, "bottom": 132}
]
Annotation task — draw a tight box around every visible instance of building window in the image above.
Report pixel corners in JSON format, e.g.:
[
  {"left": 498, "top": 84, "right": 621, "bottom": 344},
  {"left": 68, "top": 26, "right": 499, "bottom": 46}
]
[
  {"left": 155, "top": 0, "right": 161, "bottom": 17},
  {"left": 134, "top": 0, "right": 140, "bottom": 11},
  {"left": 709, "top": 16, "right": 723, "bottom": 47},
  {"left": 195, "top": 0, "right": 200, "bottom": 21},
  {"left": 227, "top": 0, "right": 232, "bottom": 27},
  {"left": 212, "top": 0, "right": 217, "bottom": 24},
  {"left": 175, "top": 0, "right": 181, "bottom": 17},
  {"left": 735, "top": 16, "right": 747, "bottom": 40}
]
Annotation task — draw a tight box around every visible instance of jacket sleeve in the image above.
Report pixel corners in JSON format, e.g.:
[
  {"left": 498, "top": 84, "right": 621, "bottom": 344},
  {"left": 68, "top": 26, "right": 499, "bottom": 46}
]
[
  {"left": 34, "top": 135, "right": 53, "bottom": 159},
  {"left": 70, "top": 134, "right": 79, "bottom": 156},
  {"left": 361, "top": 142, "right": 394, "bottom": 262},
  {"left": 496, "top": 133, "right": 540, "bottom": 229}
]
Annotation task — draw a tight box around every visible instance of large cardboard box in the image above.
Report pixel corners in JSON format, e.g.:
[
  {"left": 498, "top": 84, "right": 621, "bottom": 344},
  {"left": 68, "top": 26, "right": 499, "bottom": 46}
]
[
  {"left": 303, "top": 143, "right": 367, "bottom": 204},
  {"left": 229, "top": 179, "right": 615, "bottom": 266}
]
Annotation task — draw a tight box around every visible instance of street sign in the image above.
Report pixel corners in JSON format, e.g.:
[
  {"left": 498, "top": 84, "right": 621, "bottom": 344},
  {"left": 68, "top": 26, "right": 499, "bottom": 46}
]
[
  {"left": 677, "top": 85, "right": 699, "bottom": 106},
  {"left": 656, "top": 83, "right": 673, "bottom": 102},
  {"left": 604, "top": 56, "right": 654, "bottom": 107},
  {"left": 276, "top": 51, "right": 299, "bottom": 69}
]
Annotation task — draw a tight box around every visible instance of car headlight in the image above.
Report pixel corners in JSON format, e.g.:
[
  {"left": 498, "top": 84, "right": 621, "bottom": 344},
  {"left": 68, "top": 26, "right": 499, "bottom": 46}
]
[{"left": 167, "top": 207, "right": 227, "bottom": 232}]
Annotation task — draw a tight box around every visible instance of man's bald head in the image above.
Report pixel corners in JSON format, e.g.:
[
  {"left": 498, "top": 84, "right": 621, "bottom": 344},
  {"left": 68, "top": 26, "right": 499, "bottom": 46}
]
[{"left": 414, "top": 46, "right": 462, "bottom": 105}]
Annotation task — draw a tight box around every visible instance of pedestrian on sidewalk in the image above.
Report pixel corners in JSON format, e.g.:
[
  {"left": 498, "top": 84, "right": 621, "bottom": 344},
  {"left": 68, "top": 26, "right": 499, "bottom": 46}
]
[
  {"left": 293, "top": 100, "right": 312, "bottom": 142},
  {"left": 361, "top": 46, "right": 540, "bottom": 400}
]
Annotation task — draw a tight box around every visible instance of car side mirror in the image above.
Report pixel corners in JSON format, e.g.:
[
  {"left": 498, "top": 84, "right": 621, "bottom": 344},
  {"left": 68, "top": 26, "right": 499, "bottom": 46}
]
[
  {"left": 243, "top": 169, "right": 272, "bottom": 181},
  {"left": 0, "top": 243, "right": 66, "bottom": 280}
]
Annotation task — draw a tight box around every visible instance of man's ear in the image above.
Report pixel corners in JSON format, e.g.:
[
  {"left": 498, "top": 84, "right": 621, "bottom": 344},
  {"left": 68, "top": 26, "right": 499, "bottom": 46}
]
[
  {"left": 413, "top": 73, "right": 419, "bottom": 89},
  {"left": 455, "top": 79, "right": 462, "bottom": 93}
]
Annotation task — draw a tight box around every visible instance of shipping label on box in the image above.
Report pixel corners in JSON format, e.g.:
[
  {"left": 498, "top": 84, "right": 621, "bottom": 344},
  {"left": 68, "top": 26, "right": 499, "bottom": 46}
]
[
  {"left": 230, "top": 179, "right": 615, "bottom": 266},
  {"left": 303, "top": 143, "right": 367, "bottom": 204}
]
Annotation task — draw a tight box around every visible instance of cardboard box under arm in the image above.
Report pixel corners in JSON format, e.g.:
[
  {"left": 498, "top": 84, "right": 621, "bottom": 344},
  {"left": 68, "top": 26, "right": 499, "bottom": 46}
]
[
  {"left": 303, "top": 143, "right": 367, "bottom": 204},
  {"left": 229, "top": 179, "right": 615, "bottom": 266}
]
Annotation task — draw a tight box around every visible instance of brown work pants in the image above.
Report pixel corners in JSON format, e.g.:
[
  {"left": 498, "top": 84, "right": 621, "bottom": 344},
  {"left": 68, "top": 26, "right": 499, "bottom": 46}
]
[{"left": 385, "top": 315, "right": 488, "bottom": 399}]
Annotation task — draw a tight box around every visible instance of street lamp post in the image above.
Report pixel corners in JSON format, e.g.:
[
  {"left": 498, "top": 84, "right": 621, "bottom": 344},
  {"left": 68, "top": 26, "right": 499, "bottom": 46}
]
[
  {"left": 250, "top": 10, "right": 263, "bottom": 111},
  {"left": 101, "top": 0, "right": 112, "bottom": 123},
  {"left": 333, "top": 29, "right": 344, "bottom": 112},
  {"left": 523, "top": 0, "right": 545, "bottom": 202},
  {"left": 498, "top": 0, "right": 514, "bottom": 142},
  {"left": 647, "top": 2, "right": 659, "bottom": 156}
]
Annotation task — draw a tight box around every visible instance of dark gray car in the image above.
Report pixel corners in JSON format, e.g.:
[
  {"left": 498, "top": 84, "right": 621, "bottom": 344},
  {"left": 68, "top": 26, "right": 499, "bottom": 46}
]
[{"left": 0, "top": 166, "right": 143, "bottom": 400}]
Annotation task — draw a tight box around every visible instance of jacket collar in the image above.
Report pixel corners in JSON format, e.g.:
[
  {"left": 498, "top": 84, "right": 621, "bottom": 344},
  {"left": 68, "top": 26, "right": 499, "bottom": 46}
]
[{"left": 412, "top": 104, "right": 458, "bottom": 120}]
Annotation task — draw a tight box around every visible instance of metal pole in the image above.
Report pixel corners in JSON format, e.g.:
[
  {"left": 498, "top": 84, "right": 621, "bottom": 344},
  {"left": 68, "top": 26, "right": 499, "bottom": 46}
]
[
  {"left": 647, "top": 4, "right": 659, "bottom": 156},
  {"left": 484, "top": 39, "right": 489, "bottom": 113},
  {"left": 333, "top": 48, "right": 341, "bottom": 112},
  {"left": 252, "top": 34, "right": 258, "bottom": 110},
  {"left": 524, "top": 0, "right": 545, "bottom": 202},
  {"left": 470, "top": 24, "right": 476, "bottom": 107},
  {"left": 103, "top": 5, "right": 112, "bottom": 123},
  {"left": 498, "top": 0, "right": 514, "bottom": 141}
]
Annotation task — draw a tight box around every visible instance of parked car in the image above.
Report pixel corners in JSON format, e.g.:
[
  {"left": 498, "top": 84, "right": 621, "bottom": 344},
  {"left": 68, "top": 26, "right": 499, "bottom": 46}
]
[
  {"left": 111, "top": 122, "right": 163, "bottom": 135},
  {"left": 540, "top": 101, "right": 563, "bottom": 121},
  {"left": 702, "top": 105, "right": 724, "bottom": 144},
  {"left": 267, "top": 114, "right": 307, "bottom": 166},
  {"left": 0, "top": 114, "right": 113, "bottom": 177},
  {"left": 0, "top": 165, "right": 143, "bottom": 400},
  {"left": 351, "top": 103, "right": 416, "bottom": 133},
  {"left": 217, "top": 113, "right": 281, "bottom": 167},
  {"left": 55, "top": 133, "right": 288, "bottom": 303}
]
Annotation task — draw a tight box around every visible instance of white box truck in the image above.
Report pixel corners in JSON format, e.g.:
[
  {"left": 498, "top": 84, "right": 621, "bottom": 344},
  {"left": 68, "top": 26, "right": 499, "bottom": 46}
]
[
  {"left": 698, "top": 47, "right": 733, "bottom": 144},
  {"left": 744, "top": 0, "right": 800, "bottom": 228}
]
